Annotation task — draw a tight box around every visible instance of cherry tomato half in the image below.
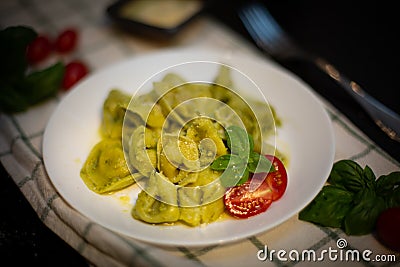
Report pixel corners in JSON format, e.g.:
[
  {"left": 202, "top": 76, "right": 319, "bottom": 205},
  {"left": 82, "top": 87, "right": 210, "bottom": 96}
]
[
  {"left": 62, "top": 60, "right": 88, "bottom": 90},
  {"left": 26, "top": 35, "right": 52, "bottom": 64},
  {"left": 55, "top": 28, "right": 78, "bottom": 53},
  {"left": 224, "top": 155, "right": 287, "bottom": 218},
  {"left": 264, "top": 155, "right": 288, "bottom": 201},
  {"left": 224, "top": 180, "right": 273, "bottom": 218}
]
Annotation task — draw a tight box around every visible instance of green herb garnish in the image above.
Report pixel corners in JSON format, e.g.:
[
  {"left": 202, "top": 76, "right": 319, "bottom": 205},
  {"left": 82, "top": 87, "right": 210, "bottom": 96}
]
[
  {"left": 211, "top": 125, "right": 273, "bottom": 187},
  {"left": 0, "top": 26, "right": 65, "bottom": 113},
  {"left": 299, "top": 159, "right": 400, "bottom": 235}
]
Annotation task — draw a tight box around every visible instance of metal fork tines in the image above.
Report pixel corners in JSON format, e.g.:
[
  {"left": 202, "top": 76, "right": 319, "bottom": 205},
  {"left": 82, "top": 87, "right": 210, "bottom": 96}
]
[
  {"left": 239, "top": 2, "right": 400, "bottom": 142},
  {"left": 239, "top": 3, "right": 304, "bottom": 59}
]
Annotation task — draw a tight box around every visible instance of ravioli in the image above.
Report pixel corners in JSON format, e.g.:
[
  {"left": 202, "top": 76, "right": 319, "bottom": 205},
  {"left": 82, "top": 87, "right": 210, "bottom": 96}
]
[
  {"left": 80, "top": 139, "right": 135, "bottom": 194},
  {"left": 80, "top": 65, "right": 283, "bottom": 226}
]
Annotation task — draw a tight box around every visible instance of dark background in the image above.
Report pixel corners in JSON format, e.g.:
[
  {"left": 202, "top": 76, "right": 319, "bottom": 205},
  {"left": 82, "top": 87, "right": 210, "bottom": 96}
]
[
  {"left": 210, "top": 0, "right": 400, "bottom": 162},
  {"left": 1, "top": 0, "right": 399, "bottom": 266}
]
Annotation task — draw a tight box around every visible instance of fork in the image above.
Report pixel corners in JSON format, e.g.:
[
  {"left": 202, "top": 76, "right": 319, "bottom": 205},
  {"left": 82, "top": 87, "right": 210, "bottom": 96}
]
[{"left": 239, "top": 2, "right": 400, "bottom": 142}]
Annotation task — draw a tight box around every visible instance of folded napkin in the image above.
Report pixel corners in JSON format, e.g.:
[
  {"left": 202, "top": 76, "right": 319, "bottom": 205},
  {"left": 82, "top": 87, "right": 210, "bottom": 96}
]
[{"left": 1, "top": 1, "right": 399, "bottom": 266}]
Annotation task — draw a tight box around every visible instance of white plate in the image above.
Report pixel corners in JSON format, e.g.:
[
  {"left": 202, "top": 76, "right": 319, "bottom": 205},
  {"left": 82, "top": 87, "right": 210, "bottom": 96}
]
[{"left": 43, "top": 47, "right": 335, "bottom": 247}]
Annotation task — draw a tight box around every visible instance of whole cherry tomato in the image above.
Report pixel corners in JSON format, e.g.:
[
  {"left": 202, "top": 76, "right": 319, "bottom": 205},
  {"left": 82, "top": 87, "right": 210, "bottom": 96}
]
[
  {"left": 26, "top": 35, "right": 52, "bottom": 64},
  {"left": 54, "top": 28, "right": 78, "bottom": 53},
  {"left": 62, "top": 60, "right": 88, "bottom": 90},
  {"left": 223, "top": 155, "right": 287, "bottom": 219},
  {"left": 376, "top": 207, "right": 400, "bottom": 252}
]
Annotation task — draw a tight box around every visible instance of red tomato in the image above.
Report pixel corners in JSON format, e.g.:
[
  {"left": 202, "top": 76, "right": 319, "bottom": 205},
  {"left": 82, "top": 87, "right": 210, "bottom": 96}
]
[
  {"left": 62, "top": 60, "right": 88, "bottom": 90},
  {"left": 376, "top": 207, "right": 400, "bottom": 252},
  {"left": 55, "top": 28, "right": 78, "bottom": 53},
  {"left": 223, "top": 155, "right": 287, "bottom": 219},
  {"left": 224, "top": 180, "right": 273, "bottom": 218},
  {"left": 26, "top": 35, "right": 52, "bottom": 64},
  {"left": 264, "top": 155, "right": 288, "bottom": 201}
]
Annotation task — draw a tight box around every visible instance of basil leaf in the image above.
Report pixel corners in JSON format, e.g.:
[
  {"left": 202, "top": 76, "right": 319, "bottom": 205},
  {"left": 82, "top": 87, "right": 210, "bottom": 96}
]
[
  {"left": 211, "top": 154, "right": 231, "bottom": 170},
  {"left": 219, "top": 162, "right": 247, "bottom": 187},
  {"left": 211, "top": 154, "right": 242, "bottom": 170},
  {"left": 247, "top": 132, "right": 254, "bottom": 153},
  {"left": 362, "top": 165, "right": 376, "bottom": 188},
  {"left": 376, "top": 171, "right": 400, "bottom": 196},
  {"left": 226, "top": 125, "right": 251, "bottom": 156},
  {"left": 0, "top": 26, "right": 65, "bottom": 113},
  {"left": 343, "top": 188, "right": 386, "bottom": 235},
  {"left": 299, "top": 185, "right": 354, "bottom": 228},
  {"left": 212, "top": 126, "right": 271, "bottom": 187},
  {"left": 247, "top": 151, "right": 273, "bottom": 173},
  {"left": 16, "top": 62, "right": 65, "bottom": 105},
  {"left": 300, "top": 159, "right": 400, "bottom": 236},
  {"left": 376, "top": 171, "right": 400, "bottom": 208},
  {"left": 386, "top": 186, "right": 400, "bottom": 208},
  {"left": 328, "top": 160, "right": 366, "bottom": 192},
  {"left": 0, "top": 26, "right": 36, "bottom": 85},
  {"left": 0, "top": 84, "right": 30, "bottom": 112},
  {"left": 236, "top": 167, "right": 250, "bottom": 185}
]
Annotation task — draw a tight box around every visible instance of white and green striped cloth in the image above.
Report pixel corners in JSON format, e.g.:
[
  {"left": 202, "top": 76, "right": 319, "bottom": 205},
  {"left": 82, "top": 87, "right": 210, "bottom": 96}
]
[{"left": 1, "top": 0, "right": 399, "bottom": 266}]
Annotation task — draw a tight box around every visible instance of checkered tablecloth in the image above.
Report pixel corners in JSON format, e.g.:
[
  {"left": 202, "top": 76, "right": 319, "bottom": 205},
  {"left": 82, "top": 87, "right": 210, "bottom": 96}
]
[{"left": 1, "top": 0, "right": 399, "bottom": 266}]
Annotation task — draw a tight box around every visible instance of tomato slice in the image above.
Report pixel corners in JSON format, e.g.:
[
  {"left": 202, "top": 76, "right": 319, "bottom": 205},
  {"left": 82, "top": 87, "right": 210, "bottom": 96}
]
[
  {"left": 224, "top": 181, "right": 273, "bottom": 218},
  {"left": 264, "top": 155, "right": 288, "bottom": 201},
  {"left": 223, "top": 155, "right": 287, "bottom": 219}
]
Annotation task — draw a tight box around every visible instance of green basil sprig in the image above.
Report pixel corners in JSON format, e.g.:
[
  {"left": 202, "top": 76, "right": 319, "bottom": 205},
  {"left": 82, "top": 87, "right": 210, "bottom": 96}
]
[
  {"left": 211, "top": 125, "right": 273, "bottom": 187},
  {"left": 299, "top": 160, "right": 400, "bottom": 235},
  {"left": 0, "top": 26, "right": 65, "bottom": 113}
]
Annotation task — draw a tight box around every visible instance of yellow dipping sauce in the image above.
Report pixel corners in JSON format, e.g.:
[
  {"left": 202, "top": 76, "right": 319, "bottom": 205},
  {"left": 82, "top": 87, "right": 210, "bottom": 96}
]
[{"left": 119, "top": 0, "right": 203, "bottom": 29}]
